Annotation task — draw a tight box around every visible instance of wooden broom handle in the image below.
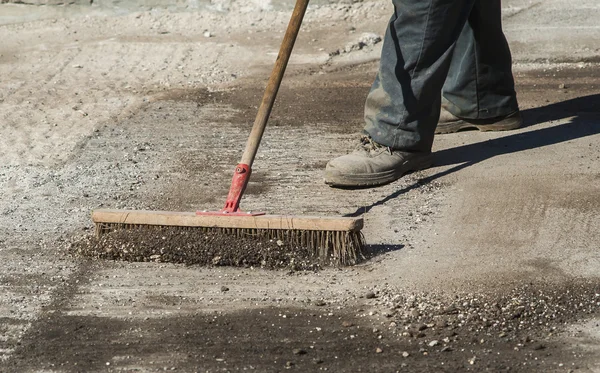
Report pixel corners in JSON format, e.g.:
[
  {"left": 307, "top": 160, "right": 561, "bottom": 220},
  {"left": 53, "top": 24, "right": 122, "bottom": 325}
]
[{"left": 240, "top": 0, "right": 310, "bottom": 166}]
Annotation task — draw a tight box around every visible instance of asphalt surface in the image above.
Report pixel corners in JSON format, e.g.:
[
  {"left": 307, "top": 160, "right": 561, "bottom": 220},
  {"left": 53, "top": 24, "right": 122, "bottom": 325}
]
[{"left": 0, "top": 1, "right": 599, "bottom": 372}]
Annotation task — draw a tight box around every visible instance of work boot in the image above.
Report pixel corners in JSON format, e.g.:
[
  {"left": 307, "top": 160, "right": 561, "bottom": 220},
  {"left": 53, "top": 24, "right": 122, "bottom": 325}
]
[
  {"left": 324, "top": 136, "right": 433, "bottom": 188},
  {"left": 435, "top": 107, "right": 522, "bottom": 134}
]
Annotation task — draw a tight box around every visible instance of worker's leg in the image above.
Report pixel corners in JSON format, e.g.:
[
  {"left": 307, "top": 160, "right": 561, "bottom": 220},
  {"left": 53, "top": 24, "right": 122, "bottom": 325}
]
[
  {"left": 325, "top": 0, "right": 474, "bottom": 187},
  {"left": 361, "top": 0, "right": 475, "bottom": 152},
  {"left": 437, "top": 0, "right": 521, "bottom": 134}
]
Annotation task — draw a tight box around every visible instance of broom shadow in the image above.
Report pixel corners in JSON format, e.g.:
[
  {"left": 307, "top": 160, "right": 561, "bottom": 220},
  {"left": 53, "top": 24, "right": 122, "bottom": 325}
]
[
  {"left": 363, "top": 244, "right": 405, "bottom": 258},
  {"left": 345, "top": 93, "right": 600, "bottom": 219}
]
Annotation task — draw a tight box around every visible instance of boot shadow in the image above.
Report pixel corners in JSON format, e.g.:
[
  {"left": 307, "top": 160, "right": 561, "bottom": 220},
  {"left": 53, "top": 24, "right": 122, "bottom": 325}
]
[{"left": 345, "top": 93, "right": 600, "bottom": 218}]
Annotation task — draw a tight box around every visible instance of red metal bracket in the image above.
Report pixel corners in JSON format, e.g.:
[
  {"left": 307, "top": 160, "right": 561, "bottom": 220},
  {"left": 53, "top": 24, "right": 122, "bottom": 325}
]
[
  {"left": 222, "top": 163, "right": 251, "bottom": 213},
  {"left": 196, "top": 163, "right": 265, "bottom": 216}
]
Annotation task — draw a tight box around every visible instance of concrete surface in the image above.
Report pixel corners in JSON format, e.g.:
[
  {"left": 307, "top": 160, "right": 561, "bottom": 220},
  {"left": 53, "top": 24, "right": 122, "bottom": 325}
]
[{"left": 0, "top": 0, "right": 599, "bottom": 371}]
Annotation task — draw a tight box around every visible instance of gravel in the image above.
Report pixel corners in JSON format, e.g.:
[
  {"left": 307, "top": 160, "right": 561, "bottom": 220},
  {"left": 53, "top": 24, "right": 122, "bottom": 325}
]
[
  {"left": 69, "top": 228, "right": 322, "bottom": 270},
  {"left": 365, "top": 291, "right": 376, "bottom": 299},
  {"left": 349, "top": 279, "right": 600, "bottom": 370}
]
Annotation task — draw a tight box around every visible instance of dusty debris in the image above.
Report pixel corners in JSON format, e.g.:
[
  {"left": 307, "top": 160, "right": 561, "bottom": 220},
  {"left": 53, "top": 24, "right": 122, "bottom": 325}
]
[
  {"left": 350, "top": 280, "right": 600, "bottom": 370},
  {"left": 428, "top": 340, "right": 439, "bottom": 347},
  {"left": 292, "top": 348, "right": 307, "bottom": 355},
  {"left": 69, "top": 229, "right": 321, "bottom": 270},
  {"left": 329, "top": 32, "right": 382, "bottom": 56},
  {"left": 2, "top": 1, "right": 600, "bottom": 372}
]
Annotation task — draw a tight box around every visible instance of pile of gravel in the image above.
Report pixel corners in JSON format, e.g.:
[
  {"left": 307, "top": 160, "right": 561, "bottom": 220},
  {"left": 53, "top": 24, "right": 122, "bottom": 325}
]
[
  {"left": 69, "top": 228, "right": 321, "bottom": 270},
  {"left": 358, "top": 280, "right": 600, "bottom": 370}
]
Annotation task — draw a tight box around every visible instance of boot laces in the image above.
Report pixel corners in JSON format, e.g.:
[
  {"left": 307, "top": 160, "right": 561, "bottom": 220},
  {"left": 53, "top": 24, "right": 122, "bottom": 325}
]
[{"left": 357, "top": 135, "right": 391, "bottom": 154}]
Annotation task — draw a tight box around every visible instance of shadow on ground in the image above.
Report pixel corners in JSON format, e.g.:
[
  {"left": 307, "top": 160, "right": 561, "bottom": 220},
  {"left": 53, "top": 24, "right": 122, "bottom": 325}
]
[
  {"left": 345, "top": 94, "right": 600, "bottom": 218},
  {"left": 363, "top": 244, "right": 405, "bottom": 258},
  {"left": 3, "top": 307, "right": 404, "bottom": 372}
]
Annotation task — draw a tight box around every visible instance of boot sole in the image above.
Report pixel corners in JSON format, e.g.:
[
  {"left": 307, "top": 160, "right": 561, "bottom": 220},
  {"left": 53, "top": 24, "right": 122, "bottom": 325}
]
[
  {"left": 324, "top": 153, "right": 434, "bottom": 188},
  {"left": 435, "top": 112, "right": 522, "bottom": 134}
]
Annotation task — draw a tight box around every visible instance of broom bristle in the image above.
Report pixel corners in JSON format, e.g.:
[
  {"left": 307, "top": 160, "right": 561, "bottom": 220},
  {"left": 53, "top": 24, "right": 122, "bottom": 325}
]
[{"left": 94, "top": 222, "right": 365, "bottom": 266}]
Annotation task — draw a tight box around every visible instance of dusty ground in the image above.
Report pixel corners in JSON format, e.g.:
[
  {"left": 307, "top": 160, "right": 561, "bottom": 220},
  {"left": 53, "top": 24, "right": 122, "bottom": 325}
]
[{"left": 1, "top": 0, "right": 599, "bottom": 372}]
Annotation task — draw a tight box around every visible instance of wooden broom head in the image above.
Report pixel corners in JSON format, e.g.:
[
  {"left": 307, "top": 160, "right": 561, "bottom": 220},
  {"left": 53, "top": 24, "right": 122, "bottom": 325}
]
[{"left": 91, "top": 209, "right": 365, "bottom": 266}]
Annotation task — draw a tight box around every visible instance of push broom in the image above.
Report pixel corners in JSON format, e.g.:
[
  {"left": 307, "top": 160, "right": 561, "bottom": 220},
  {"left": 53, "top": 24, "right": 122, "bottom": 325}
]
[{"left": 91, "top": 0, "right": 365, "bottom": 265}]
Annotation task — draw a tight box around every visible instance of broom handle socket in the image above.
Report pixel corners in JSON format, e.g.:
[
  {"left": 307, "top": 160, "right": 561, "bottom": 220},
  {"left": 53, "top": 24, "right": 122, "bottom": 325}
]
[
  {"left": 240, "top": 0, "right": 310, "bottom": 166},
  {"left": 221, "top": 163, "right": 251, "bottom": 213}
]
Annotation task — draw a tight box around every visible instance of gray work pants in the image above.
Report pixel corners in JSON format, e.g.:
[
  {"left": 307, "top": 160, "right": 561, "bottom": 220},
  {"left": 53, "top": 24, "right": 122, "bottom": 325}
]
[{"left": 364, "top": 0, "right": 519, "bottom": 152}]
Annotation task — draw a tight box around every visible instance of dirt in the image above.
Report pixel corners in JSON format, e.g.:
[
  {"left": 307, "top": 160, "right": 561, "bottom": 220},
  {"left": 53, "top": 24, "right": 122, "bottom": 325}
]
[
  {"left": 72, "top": 228, "right": 323, "bottom": 270},
  {"left": 1, "top": 1, "right": 600, "bottom": 372},
  {"left": 2, "top": 61, "right": 600, "bottom": 370},
  {"left": 4, "top": 277, "right": 598, "bottom": 372}
]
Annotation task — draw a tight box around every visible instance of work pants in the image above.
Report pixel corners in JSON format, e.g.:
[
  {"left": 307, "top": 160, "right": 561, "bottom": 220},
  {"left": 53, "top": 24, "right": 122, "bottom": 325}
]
[{"left": 364, "top": 0, "right": 519, "bottom": 151}]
